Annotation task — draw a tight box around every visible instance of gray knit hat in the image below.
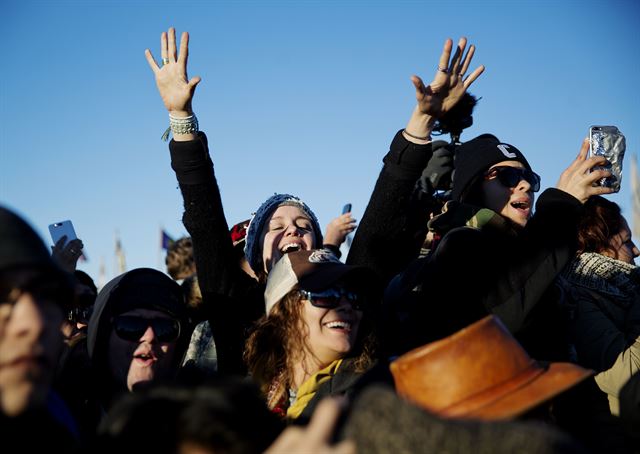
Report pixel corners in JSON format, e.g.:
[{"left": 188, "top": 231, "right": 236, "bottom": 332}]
[{"left": 244, "top": 194, "right": 323, "bottom": 275}]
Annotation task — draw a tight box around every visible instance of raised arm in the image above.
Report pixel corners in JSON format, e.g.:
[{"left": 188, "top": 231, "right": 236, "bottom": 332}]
[
  {"left": 145, "top": 29, "right": 261, "bottom": 375},
  {"left": 347, "top": 37, "right": 484, "bottom": 283}
]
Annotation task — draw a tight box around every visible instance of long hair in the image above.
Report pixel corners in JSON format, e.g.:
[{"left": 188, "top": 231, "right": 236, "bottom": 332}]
[
  {"left": 243, "top": 289, "right": 376, "bottom": 409},
  {"left": 576, "top": 196, "right": 623, "bottom": 257}
]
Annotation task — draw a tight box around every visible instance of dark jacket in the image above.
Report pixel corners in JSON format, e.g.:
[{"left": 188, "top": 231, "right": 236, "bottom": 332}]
[
  {"left": 383, "top": 189, "right": 584, "bottom": 361},
  {"left": 170, "top": 133, "right": 268, "bottom": 375}
]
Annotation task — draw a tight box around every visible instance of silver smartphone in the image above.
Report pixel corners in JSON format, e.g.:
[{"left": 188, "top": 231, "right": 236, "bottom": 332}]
[
  {"left": 589, "top": 125, "right": 626, "bottom": 192},
  {"left": 48, "top": 220, "right": 77, "bottom": 247}
]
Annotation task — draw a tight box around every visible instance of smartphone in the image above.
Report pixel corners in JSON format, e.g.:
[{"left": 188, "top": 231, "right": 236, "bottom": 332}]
[
  {"left": 589, "top": 125, "right": 626, "bottom": 192},
  {"left": 342, "top": 203, "right": 352, "bottom": 215},
  {"left": 48, "top": 220, "right": 77, "bottom": 247}
]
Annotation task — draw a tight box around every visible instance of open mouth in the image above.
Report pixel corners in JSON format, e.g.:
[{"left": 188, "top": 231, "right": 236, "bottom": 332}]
[
  {"left": 324, "top": 321, "right": 353, "bottom": 332},
  {"left": 133, "top": 352, "right": 156, "bottom": 365},
  {"left": 280, "top": 242, "right": 303, "bottom": 254},
  {"left": 510, "top": 200, "right": 530, "bottom": 212}
]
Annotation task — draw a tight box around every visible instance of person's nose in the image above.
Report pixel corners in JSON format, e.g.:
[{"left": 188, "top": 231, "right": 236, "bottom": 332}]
[
  {"left": 9, "top": 293, "right": 46, "bottom": 342},
  {"left": 516, "top": 177, "right": 532, "bottom": 193},
  {"left": 335, "top": 296, "right": 356, "bottom": 313},
  {"left": 631, "top": 241, "right": 640, "bottom": 259},
  {"left": 139, "top": 325, "right": 157, "bottom": 343},
  {"left": 284, "top": 223, "right": 302, "bottom": 237}
]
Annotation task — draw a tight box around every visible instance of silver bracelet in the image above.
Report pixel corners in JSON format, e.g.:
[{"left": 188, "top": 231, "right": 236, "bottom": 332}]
[{"left": 161, "top": 113, "right": 199, "bottom": 141}]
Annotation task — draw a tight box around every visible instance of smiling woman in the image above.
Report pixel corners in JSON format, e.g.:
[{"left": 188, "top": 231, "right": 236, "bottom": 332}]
[{"left": 245, "top": 249, "right": 377, "bottom": 420}]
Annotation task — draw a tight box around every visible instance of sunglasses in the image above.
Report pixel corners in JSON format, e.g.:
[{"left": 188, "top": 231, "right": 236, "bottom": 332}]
[
  {"left": 485, "top": 166, "right": 541, "bottom": 192},
  {"left": 68, "top": 306, "right": 93, "bottom": 324},
  {"left": 113, "top": 315, "right": 181, "bottom": 343},
  {"left": 300, "top": 287, "right": 365, "bottom": 311}
]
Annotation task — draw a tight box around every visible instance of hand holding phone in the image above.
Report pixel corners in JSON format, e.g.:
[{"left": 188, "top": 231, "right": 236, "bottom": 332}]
[
  {"left": 589, "top": 125, "right": 626, "bottom": 192},
  {"left": 48, "top": 220, "right": 78, "bottom": 247}
]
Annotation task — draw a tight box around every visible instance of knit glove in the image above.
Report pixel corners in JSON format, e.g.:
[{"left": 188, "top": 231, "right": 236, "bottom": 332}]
[{"left": 416, "top": 144, "right": 455, "bottom": 195}]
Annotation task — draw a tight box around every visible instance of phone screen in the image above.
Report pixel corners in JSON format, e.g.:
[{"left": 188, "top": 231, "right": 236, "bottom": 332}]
[
  {"left": 48, "top": 220, "right": 77, "bottom": 246},
  {"left": 342, "top": 203, "right": 352, "bottom": 215}
]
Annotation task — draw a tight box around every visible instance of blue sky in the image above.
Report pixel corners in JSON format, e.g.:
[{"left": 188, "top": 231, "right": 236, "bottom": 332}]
[{"left": 2, "top": 0, "right": 639, "bottom": 285}]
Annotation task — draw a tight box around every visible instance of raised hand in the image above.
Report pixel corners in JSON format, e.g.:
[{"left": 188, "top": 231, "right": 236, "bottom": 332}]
[
  {"left": 404, "top": 37, "right": 484, "bottom": 143},
  {"left": 324, "top": 213, "right": 358, "bottom": 248},
  {"left": 51, "top": 236, "right": 84, "bottom": 273},
  {"left": 412, "top": 37, "right": 485, "bottom": 119},
  {"left": 145, "top": 28, "right": 201, "bottom": 116},
  {"left": 556, "top": 138, "right": 615, "bottom": 203}
]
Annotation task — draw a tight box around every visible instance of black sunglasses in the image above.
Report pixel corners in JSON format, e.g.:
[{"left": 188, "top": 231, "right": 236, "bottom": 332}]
[
  {"left": 113, "top": 315, "right": 181, "bottom": 343},
  {"left": 300, "top": 287, "right": 365, "bottom": 311},
  {"left": 68, "top": 306, "right": 93, "bottom": 324},
  {"left": 485, "top": 166, "right": 541, "bottom": 192}
]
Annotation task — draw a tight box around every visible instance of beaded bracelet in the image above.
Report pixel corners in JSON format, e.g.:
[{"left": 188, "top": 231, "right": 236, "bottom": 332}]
[{"left": 161, "top": 113, "right": 199, "bottom": 141}]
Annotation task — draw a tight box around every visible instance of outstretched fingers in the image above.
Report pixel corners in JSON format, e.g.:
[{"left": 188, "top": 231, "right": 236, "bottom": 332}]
[
  {"left": 178, "top": 31, "right": 190, "bottom": 66},
  {"left": 437, "top": 38, "right": 453, "bottom": 72},
  {"left": 411, "top": 75, "right": 426, "bottom": 98},
  {"left": 144, "top": 48, "right": 160, "bottom": 73},
  {"left": 449, "top": 37, "right": 467, "bottom": 74},
  {"left": 168, "top": 27, "right": 177, "bottom": 62},
  {"left": 459, "top": 44, "right": 475, "bottom": 76},
  {"left": 463, "top": 64, "right": 485, "bottom": 89}
]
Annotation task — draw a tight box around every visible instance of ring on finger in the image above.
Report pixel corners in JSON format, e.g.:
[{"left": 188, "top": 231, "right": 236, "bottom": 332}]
[
  {"left": 162, "top": 58, "right": 170, "bottom": 65},
  {"left": 437, "top": 66, "right": 449, "bottom": 74}
]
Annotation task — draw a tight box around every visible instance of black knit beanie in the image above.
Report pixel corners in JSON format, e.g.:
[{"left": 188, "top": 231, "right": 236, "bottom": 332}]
[
  {"left": 0, "top": 205, "right": 57, "bottom": 272},
  {"left": 451, "top": 134, "right": 533, "bottom": 202}
]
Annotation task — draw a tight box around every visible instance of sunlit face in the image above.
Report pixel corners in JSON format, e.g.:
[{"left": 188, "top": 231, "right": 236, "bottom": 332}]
[
  {"left": 261, "top": 205, "right": 316, "bottom": 273},
  {"left": 107, "top": 308, "right": 178, "bottom": 392},
  {"left": 602, "top": 217, "right": 639, "bottom": 265},
  {"left": 481, "top": 161, "right": 535, "bottom": 229},
  {"left": 0, "top": 271, "right": 64, "bottom": 416},
  {"left": 299, "top": 293, "right": 363, "bottom": 366}
]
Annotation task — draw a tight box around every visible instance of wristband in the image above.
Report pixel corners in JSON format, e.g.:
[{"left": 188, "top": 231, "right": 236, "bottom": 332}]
[{"left": 161, "top": 113, "right": 199, "bottom": 141}]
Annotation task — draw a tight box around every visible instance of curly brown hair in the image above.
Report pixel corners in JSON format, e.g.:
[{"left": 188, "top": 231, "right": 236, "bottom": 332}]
[
  {"left": 243, "top": 289, "right": 376, "bottom": 409},
  {"left": 576, "top": 196, "right": 623, "bottom": 257}
]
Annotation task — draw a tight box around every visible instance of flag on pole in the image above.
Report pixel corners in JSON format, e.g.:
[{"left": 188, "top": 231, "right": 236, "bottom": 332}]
[
  {"left": 115, "top": 231, "right": 126, "bottom": 274},
  {"left": 161, "top": 229, "right": 174, "bottom": 250},
  {"left": 631, "top": 154, "right": 640, "bottom": 238}
]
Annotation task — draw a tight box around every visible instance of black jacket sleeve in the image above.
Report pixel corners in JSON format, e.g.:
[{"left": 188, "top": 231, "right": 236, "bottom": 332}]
[
  {"left": 346, "top": 130, "right": 442, "bottom": 285},
  {"left": 170, "top": 133, "right": 263, "bottom": 375}
]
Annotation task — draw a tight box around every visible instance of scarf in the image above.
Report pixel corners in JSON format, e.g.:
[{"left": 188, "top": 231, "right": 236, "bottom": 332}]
[
  {"left": 562, "top": 252, "right": 639, "bottom": 301},
  {"left": 427, "top": 201, "right": 517, "bottom": 238},
  {"left": 286, "top": 359, "right": 343, "bottom": 419}
]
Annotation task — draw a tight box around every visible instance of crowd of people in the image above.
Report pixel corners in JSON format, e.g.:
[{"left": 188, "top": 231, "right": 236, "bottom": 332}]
[{"left": 1, "top": 27, "right": 639, "bottom": 453}]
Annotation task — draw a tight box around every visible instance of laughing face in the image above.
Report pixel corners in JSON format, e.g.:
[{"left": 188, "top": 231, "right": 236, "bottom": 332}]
[
  {"left": 481, "top": 160, "right": 535, "bottom": 228},
  {"left": 260, "top": 205, "right": 317, "bottom": 273},
  {"left": 299, "top": 293, "right": 363, "bottom": 366},
  {"left": 107, "top": 308, "right": 178, "bottom": 392}
]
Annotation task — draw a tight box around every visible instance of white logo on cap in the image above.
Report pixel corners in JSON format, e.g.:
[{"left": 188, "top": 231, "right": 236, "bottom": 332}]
[
  {"left": 309, "top": 249, "right": 341, "bottom": 264},
  {"left": 497, "top": 144, "right": 517, "bottom": 158}
]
